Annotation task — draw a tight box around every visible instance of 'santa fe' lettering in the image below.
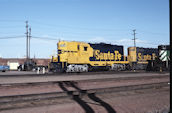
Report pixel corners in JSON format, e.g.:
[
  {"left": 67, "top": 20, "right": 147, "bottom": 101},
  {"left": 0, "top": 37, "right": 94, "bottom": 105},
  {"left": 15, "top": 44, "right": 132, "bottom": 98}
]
[
  {"left": 138, "top": 53, "right": 157, "bottom": 61},
  {"left": 94, "top": 50, "right": 122, "bottom": 61}
]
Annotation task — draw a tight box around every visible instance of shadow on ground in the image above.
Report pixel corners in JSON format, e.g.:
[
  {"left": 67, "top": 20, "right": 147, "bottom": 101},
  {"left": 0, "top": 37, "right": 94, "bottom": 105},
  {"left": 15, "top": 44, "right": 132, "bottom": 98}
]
[{"left": 58, "top": 81, "right": 116, "bottom": 113}]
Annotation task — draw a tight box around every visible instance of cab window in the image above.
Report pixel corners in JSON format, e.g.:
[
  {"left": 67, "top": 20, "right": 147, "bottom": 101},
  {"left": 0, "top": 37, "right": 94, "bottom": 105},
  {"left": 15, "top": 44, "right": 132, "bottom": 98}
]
[
  {"left": 78, "top": 45, "right": 80, "bottom": 50},
  {"left": 84, "top": 47, "right": 87, "bottom": 51}
]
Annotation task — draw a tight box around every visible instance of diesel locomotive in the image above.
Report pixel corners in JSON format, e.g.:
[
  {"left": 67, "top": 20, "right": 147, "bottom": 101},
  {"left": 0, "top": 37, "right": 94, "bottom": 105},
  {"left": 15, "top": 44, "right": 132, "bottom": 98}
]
[
  {"left": 48, "top": 40, "right": 168, "bottom": 72},
  {"left": 128, "top": 47, "right": 158, "bottom": 70},
  {"left": 146, "top": 45, "right": 170, "bottom": 71}
]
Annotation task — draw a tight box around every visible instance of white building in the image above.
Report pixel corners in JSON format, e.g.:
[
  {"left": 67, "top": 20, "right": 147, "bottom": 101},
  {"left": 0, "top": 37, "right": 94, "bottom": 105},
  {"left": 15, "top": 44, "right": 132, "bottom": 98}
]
[{"left": 7, "top": 61, "right": 19, "bottom": 70}]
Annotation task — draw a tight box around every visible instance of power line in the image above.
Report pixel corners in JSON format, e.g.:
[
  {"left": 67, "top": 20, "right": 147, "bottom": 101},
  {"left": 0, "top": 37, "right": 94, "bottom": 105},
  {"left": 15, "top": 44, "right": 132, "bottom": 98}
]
[
  {"left": 0, "top": 26, "right": 24, "bottom": 28},
  {"left": 0, "top": 35, "right": 58, "bottom": 40},
  {"left": 0, "top": 36, "right": 25, "bottom": 39},
  {"left": 30, "top": 20, "right": 130, "bottom": 31},
  {"left": 0, "top": 19, "right": 24, "bottom": 22},
  {"left": 137, "top": 41, "right": 167, "bottom": 46},
  {"left": 32, "top": 36, "right": 59, "bottom": 40},
  {"left": 138, "top": 30, "right": 168, "bottom": 35},
  {"left": 31, "top": 30, "right": 128, "bottom": 37}
]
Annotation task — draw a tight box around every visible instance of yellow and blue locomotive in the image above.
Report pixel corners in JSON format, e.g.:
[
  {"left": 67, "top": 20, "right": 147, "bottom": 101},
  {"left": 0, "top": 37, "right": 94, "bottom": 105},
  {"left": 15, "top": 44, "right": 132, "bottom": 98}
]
[
  {"left": 49, "top": 40, "right": 161, "bottom": 72},
  {"left": 49, "top": 41, "right": 129, "bottom": 72}
]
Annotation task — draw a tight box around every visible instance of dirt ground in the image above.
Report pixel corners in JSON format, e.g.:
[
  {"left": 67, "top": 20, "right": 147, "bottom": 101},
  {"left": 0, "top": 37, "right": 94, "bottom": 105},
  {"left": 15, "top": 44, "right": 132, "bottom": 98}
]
[{"left": 0, "top": 86, "right": 169, "bottom": 113}]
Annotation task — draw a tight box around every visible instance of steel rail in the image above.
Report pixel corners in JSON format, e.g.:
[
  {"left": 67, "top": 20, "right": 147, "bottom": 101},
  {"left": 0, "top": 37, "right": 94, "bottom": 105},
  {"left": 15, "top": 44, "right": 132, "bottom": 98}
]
[
  {"left": 0, "top": 81, "right": 169, "bottom": 110},
  {"left": 0, "top": 71, "right": 169, "bottom": 77},
  {"left": 0, "top": 74, "right": 169, "bottom": 87}
]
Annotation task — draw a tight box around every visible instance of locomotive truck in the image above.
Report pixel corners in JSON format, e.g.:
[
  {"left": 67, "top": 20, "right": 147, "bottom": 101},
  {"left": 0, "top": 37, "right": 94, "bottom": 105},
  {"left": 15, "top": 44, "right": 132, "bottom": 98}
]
[{"left": 49, "top": 40, "right": 161, "bottom": 72}]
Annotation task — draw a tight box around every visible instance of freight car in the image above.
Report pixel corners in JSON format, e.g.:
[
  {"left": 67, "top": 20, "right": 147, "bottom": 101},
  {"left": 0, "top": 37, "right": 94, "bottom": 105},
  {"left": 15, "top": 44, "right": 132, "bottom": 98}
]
[{"left": 49, "top": 40, "right": 162, "bottom": 72}]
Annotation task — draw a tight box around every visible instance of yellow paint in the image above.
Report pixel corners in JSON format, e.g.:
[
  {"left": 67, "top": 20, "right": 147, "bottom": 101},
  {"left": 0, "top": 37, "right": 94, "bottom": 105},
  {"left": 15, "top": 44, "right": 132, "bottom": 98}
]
[
  {"left": 128, "top": 47, "right": 157, "bottom": 64},
  {"left": 50, "top": 56, "right": 58, "bottom": 62},
  {"left": 51, "top": 41, "right": 129, "bottom": 66},
  {"left": 128, "top": 47, "right": 137, "bottom": 62},
  {"left": 50, "top": 41, "right": 157, "bottom": 67}
]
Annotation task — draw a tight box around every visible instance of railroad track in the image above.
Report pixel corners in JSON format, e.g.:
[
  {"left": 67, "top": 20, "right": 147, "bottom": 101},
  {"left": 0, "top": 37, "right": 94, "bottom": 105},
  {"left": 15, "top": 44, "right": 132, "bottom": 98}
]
[
  {"left": 0, "top": 74, "right": 169, "bottom": 87},
  {"left": 0, "top": 71, "right": 169, "bottom": 77},
  {"left": 0, "top": 81, "right": 169, "bottom": 111}
]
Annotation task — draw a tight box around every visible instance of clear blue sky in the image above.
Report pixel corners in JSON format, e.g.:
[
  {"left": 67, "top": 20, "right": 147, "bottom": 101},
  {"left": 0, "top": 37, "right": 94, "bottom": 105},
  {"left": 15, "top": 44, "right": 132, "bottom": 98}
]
[{"left": 0, "top": 0, "right": 169, "bottom": 58}]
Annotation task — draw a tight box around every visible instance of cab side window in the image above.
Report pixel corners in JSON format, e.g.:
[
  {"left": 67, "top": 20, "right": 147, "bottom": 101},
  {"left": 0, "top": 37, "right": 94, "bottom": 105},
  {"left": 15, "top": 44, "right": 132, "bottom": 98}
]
[{"left": 84, "top": 47, "right": 87, "bottom": 51}]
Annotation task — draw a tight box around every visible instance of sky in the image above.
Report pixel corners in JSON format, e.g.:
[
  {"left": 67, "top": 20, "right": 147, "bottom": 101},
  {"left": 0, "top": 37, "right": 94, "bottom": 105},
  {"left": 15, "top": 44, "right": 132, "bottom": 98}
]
[{"left": 0, "top": 0, "right": 169, "bottom": 58}]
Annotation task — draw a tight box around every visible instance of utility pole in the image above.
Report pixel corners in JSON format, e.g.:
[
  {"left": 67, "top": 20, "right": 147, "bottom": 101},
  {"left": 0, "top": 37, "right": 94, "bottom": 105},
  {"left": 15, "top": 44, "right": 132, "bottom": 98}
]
[
  {"left": 25, "top": 21, "right": 29, "bottom": 59},
  {"left": 132, "top": 29, "right": 137, "bottom": 47},
  {"left": 29, "top": 27, "right": 31, "bottom": 59},
  {"left": 132, "top": 29, "right": 137, "bottom": 71}
]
